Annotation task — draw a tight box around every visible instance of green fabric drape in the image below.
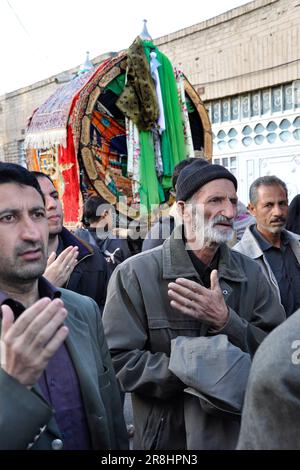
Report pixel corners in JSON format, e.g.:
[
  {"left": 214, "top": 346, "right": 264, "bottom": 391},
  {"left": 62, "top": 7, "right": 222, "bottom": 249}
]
[
  {"left": 105, "top": 39, "right": 188, "bottom": 210},
  {"left": 143, "top": 41, "right": 186, "bottom": 187},
  {"left": 105, "top": 73, "right": 126, "bottom": 96},
  {"left": 186, "top": 94, "right": 196, "bottom": 113},
  {"left": 139, "top": 131, "right": 165, "bottom": 213}
]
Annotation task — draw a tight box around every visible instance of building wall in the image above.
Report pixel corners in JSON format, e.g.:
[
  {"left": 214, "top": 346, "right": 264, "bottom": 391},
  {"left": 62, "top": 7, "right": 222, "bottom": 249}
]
[{"left": 155, "top": 0, "right": 300, "bottom": 101}]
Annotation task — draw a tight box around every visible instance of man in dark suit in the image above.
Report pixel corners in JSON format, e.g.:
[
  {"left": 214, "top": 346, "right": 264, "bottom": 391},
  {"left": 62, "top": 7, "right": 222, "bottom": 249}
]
[
  {"left": 32, "top": 172, "right": 108, "bottom": 313},
  {"left": 0, "top": 163, "right": 128, "bottom": 450}
]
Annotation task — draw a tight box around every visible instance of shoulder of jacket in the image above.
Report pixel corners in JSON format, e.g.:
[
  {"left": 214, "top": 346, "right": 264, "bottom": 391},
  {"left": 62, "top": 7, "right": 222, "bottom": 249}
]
[
  {"left": 230, "top": 248, "right": 264, "bottom": 273},
  {"left": 59, "top": 287, "right": 95, "bottom": 307},
  {"left": 286, "top": 229, "right": 300, "bottom": 242}
]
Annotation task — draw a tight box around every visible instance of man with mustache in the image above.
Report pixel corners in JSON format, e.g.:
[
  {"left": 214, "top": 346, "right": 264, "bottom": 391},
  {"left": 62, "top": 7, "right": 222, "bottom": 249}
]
[
  {"left": 103, "top": 159, "right": 285, "bottom": 450},
  {"left": 0, "top": 163, "right": 128, "bottom": 450},
  {"left": 234, "top": 175, "right": 300, "bottom": 317}
]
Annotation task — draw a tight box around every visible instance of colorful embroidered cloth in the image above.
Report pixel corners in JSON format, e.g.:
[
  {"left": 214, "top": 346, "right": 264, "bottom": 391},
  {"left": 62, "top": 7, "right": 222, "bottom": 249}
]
[{"left": 25, "top": 71, "right": 94, "bottom": 149}]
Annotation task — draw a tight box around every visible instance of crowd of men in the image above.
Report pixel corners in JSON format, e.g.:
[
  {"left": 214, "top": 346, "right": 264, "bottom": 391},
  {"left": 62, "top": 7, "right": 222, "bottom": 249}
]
[{"left": 0, "top": 159, "right": 300, "bottom": 450}]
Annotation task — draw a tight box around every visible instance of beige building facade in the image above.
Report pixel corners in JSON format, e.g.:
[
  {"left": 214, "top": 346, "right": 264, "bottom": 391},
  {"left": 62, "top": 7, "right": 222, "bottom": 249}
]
[{"left": 1, "top": 0, "right": 300, "bottom": 202}]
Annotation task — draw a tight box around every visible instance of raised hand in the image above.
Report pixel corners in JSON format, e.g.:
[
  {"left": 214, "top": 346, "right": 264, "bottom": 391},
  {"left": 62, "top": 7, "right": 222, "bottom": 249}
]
[
  {"left": 44, "top": 246, "right": 78, "bottom": 287},
  {"left": 168, "top": 269, "right": 229, "bottom": 330},
  {"left": 0, "top": 298, "right": 69, "bottom": 388}
]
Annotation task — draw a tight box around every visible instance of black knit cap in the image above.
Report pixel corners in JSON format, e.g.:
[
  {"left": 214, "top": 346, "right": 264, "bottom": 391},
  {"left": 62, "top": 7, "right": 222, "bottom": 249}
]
[{"left": 176, "top": 159, "right": 238, "bottom": 201}]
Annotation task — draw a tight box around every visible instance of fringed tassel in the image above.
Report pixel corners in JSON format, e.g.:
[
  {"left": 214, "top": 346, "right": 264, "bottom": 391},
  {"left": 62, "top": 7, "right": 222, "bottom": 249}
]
[{"left": 24, "top": 129, "right": 67, "bottom": 149}]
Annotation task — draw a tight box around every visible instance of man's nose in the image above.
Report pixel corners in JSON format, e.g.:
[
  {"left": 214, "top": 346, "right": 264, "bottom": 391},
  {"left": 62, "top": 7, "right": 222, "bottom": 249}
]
[
  {"left": 221, "top": 198, "right": 236, "bottom": 219},
  {"left": 20, "top": 217, "right": 40, "bottom": 240},
  {"left": 45, "top": 195, "right": 56, "bottom": 210},
  {"left": 272, "top": 204, "right": 284, "bottom": 216}
]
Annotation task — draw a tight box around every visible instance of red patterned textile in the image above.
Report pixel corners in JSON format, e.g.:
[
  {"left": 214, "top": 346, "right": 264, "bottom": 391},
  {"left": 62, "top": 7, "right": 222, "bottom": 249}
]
[{"left": 58, "top": 125, "right": 82, "bottom": 225}]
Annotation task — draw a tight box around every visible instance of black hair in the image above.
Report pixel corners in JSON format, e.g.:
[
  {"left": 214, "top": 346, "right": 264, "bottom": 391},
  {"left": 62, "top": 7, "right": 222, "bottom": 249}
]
[
  {"left": 0, "top": 162, "right": 45, "bottom": 203},
  {"left": 31, "top": 171, "right": 54, "bottom": 185},
  {"left": 83, "top": 195, "right": 111, "bottom": 224}
]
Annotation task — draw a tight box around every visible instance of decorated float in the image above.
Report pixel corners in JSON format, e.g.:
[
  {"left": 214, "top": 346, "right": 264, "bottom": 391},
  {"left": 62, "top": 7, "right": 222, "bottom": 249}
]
[{"left": 25, "top": 22, "right": 212, "bottom": 228}]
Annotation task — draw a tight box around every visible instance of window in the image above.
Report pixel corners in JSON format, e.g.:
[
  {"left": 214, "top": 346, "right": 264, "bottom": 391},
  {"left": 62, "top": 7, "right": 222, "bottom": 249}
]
[
  {"left": 241, "top": 95, "right": 250, "bottom": 119},
  {"left": 261, "top": 89, "right": 271, "bottom": 114},
  {"left": 230, "top": 97, "right": 239, "bottom": 120},
  {"left": 272, "top": 87, "right": 282, "bottom": 113},
  {"left": 283, "top": 84, "right": 293, "bottom": 110},
  {"left": 212, "top": 102, "right": 220, "bottom": 124},
  {"left": 206, "top": 81, "right": 300, "bottom": 124},
  {"left": 221, "top": 100, "right": 230, "bottom": 122},
  {"left": 213, "top": 156, "right": 237, "bottom": 176},
  {"left": 251, "top": 93, "right": 260, "bottom": 116}
]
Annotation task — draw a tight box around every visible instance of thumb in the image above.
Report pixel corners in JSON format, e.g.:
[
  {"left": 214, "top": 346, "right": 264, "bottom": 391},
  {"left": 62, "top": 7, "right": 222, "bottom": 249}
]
[
  {"left": 47, "top": 251, "right": 57, "bottom": 267},
  {"left": 210, "top": 269, "right": 221, "bottom": 292},
  {"left": 1, "top": 305, "right": 15, "bottom": 338}
]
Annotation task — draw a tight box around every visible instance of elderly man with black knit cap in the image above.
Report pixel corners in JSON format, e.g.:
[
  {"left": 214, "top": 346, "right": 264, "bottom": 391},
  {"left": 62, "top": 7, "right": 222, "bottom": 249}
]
[{"left": 102, "top": 159, "right": 285, "bottom": 450}]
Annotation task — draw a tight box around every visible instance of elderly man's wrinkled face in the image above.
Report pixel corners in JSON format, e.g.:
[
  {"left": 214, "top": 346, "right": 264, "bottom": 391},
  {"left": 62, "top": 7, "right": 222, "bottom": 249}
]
[
  {"left": 182, "top": 179, "right": 238, "bottom": 248},
  {"left": 0, "top": 183, "right": 48, "bottom": 287},
  {"left": 249, "top": 184, "right": 288, "bottom": 237}
]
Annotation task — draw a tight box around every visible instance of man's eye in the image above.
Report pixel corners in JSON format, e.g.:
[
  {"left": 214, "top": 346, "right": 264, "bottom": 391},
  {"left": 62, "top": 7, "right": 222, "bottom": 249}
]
[
  {"left": 33, "top": 212, "right": 45, "bottom": 218},
  {"left": 0, "top": 215, "right": 15, "bottom": 222}
]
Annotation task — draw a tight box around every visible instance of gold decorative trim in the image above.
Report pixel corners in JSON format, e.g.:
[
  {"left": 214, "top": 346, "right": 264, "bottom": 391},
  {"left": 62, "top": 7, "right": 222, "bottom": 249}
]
[{"left": 184, "top": 78, "right": 212, "bottom": 161}]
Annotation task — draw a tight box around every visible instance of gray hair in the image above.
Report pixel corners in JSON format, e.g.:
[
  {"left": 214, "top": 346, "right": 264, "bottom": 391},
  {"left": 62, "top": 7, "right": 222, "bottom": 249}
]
[{"left": 249, "top": 175, "right": 288, "bottom": 205}]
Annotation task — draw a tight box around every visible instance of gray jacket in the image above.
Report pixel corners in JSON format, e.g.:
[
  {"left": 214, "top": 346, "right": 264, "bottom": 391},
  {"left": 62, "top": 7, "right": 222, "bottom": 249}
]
[
  {"left": 169, "top": 335, "right": 251, "bottom": 450},
  {"left": 103, "top": 225, "right": 285, "bottom": 450},
  {"left": 234, "top": 224, "right": 300, "bottom": 306},
  {"left": 237, "top": 308, "right": 300, "bottom": 450}
]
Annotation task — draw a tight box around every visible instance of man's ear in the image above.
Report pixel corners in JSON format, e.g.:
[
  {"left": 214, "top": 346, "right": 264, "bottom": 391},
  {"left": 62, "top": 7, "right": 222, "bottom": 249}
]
[
  {"left": 176, "top": 201, "right": 185, "bottom": 218},
  {"left": 248, "top": 202, "right": 256, "bottom": 216},
  {"left": 177, "top": 200, "right": 194, "bottom": 225}
]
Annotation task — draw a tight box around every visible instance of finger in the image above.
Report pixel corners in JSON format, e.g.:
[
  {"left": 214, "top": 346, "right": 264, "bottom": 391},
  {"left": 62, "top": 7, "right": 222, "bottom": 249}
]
[
  {"left": 21, "top": 299, "right": 66, "bottom": 345},
  {"left": 169, "top": 299, "right": 198, "bottom": 318},
  {"left": 173, "top": 277, "right": 207, "bottom": 294},
  {"left": 56, "top": 246, "right": 77, "bottom": 262},
  {"left": 168, "top": 286, "right": 201, "bottom": 315},
  {"left": 63, "top": 248, "right": 79, "bottom": 268},
  {"left": 46, "top": 251, "right": 57, "bottom": 267},
  {"left": 210, "top": 270, "right": 220, "bottom": 292},
  {"left": 42, "top": 325, "right": 69, "bottom": 361},
  {"left": 168, "top": 288, "right": 190, "bottom": 307},
  {"left": 4, "top": 298, "right": 52, "bottom": 339},
  {"left": 168, "top": 283, "right": 194, "bottom": 303},
  {"left": 28, "top": 304, "right": 68, "bottom": 350},
  {"left": 1, "top": 305, "right": 15, "bottom": 338},
  {"left": 168, "top": 280, "right": 207, "bottom": 301}
]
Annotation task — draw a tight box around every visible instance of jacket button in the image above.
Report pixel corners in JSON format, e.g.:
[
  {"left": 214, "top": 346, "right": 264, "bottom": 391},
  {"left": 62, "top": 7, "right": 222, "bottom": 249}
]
[
  {"left": 222, "top": 289, "right": 228, "bottom": 295},
  {"left": 51, "top": 439, "right": 63, "bottom": 450}
]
